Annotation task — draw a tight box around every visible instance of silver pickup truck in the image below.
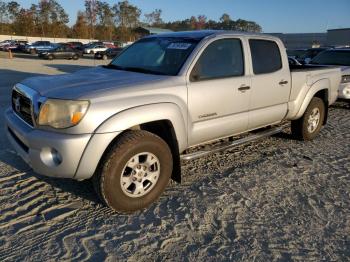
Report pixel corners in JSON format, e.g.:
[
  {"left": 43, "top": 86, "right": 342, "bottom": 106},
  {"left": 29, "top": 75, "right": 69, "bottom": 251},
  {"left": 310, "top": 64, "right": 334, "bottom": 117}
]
[{"left": 5, "top": 31, "right": 341, "bottom": 212}]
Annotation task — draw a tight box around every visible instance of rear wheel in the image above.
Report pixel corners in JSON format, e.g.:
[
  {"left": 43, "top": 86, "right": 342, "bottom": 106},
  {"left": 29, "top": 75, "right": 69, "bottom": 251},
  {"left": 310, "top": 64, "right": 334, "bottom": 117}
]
[
  {"left": 47, "top": 54, "right": 54, "bottom": 60},
  {"left": 72, "top": 54, "right": 79, "bottom": 60},
  {"left": 93, "top": 130, "right": 173, "bottom": 213},
  {"left": 102, "top": 54, "right": 108, "bottom": 60},
  {"left": 291, "top": 97, "right": 325, "bottom": 140}
]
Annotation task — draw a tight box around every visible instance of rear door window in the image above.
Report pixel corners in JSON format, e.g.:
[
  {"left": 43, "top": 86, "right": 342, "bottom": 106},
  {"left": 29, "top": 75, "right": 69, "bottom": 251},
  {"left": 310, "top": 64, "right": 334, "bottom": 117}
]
[{"left": 249, "top": 39, "right": 282, "bottom": 74}]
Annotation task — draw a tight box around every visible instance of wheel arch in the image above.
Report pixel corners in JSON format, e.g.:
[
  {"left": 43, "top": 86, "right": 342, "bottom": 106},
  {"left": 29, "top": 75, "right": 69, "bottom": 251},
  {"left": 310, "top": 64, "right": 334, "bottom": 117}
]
[
  {"left": 74, "top": 103, "right": 187, "bottom": 181},
  {"left": 294, "top": 78, "right": 330, "bottom": 121}
]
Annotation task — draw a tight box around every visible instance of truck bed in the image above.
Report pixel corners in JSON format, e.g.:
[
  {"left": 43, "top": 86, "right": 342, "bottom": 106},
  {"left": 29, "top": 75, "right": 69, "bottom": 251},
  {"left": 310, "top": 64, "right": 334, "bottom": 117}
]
[
  {"left": 287, "top": 65, "right": 341, "bottom": 119},
  {"left": 289, "top": 64, "right": 337, "bottom": 72}
]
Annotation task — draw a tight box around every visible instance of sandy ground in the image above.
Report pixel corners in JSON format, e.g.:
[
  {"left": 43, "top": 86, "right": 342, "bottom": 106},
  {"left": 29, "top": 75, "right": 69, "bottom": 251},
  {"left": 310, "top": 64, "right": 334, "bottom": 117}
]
[{"left": 0, "top": 53, "right": 349, "bottom": 261}]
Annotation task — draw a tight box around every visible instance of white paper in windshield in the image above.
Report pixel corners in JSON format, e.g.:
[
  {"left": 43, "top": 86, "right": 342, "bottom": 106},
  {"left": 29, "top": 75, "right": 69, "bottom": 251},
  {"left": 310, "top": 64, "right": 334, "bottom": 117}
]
[{"left": 167, "top": 43, "right": 192, "bottom": 50}]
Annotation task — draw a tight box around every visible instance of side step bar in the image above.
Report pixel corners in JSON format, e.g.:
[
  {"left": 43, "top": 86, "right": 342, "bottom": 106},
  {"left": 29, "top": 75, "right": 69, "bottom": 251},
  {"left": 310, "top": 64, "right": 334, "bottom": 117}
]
[{"left": 181, "top": 124, "right": 289, "bottom": 161}]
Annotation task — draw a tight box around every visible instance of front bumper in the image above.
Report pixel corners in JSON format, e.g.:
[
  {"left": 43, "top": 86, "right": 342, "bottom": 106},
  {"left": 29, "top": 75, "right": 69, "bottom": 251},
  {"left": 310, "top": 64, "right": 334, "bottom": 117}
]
[
  {"left": 338, "top": 82, "right": 350, "bottom": 99},
  {"left": 5, "top": 108, "right": 92, "bottom": 179}
]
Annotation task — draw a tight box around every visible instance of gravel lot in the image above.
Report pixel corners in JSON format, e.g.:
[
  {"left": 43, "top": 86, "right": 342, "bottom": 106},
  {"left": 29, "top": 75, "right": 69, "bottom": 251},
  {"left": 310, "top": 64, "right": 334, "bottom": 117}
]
[{"left": 0, "top": 53, "right": 349, "bottom": 261}]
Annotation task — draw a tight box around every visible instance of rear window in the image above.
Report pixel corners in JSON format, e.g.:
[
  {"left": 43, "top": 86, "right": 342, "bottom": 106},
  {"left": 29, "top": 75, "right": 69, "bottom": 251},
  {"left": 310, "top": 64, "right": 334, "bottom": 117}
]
[{"left": 249, "top": 39, "right": 282, "bottom": 74}]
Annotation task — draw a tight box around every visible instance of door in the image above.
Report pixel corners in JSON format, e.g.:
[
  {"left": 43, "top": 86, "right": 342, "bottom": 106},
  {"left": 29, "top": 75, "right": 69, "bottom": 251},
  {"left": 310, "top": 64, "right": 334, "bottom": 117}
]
[
  {"left": 55, "top": 47, "right": 66, "bottom": 59},
  {"left": 63, "top": 47, "right": 74, "bottom": 58},
  {"left": 247, "top": 39, "right": 291, "bottom": 129},
  {"left": 187, "top": 38, "right": 251, "bottom": 146}
]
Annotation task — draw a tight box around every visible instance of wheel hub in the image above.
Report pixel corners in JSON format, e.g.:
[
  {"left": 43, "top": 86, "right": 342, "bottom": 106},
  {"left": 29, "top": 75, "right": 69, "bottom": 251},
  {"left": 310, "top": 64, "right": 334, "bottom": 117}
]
[
  {"left": 120, "top": 152, "right": 160, "bottom": 198},
  {"left": 307, "top": 108, "right": 320, "bottom": 133}
]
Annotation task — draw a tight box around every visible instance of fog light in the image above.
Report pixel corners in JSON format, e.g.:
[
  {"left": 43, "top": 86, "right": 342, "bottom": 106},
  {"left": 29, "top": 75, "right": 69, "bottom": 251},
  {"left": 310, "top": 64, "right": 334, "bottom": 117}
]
[{"left": 40, "top": 147, "right": 62, "bottom": 167}]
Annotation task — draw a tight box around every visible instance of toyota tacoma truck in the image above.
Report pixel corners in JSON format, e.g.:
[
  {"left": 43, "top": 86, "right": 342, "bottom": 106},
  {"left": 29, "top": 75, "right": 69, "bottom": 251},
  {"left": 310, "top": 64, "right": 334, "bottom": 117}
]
[{"left": 5, "top": 31, "right": 341, "bottom": 212}]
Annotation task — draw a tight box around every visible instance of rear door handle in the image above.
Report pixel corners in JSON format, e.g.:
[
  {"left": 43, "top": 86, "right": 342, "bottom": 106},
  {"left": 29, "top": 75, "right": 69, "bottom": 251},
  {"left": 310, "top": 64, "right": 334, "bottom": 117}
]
[
  {"left": 279, "top": 80, "right": 288, "bottom": 85},
  {"left": 238, "top": 85, "right": 250, "bottom": 92}
]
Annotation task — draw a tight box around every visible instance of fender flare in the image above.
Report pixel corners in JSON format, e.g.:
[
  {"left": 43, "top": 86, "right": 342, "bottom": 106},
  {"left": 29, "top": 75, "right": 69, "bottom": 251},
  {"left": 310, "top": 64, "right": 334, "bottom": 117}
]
[
  {"left": 293, "top": 78, "right": 330, "bottom": 120},
  {"left": 74, "top": 103, "right": 187, "bottom": 180}
]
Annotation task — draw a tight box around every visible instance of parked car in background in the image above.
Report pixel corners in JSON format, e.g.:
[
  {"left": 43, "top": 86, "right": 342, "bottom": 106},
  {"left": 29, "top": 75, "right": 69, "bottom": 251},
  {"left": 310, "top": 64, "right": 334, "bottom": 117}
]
[
  {"left": 25, "top": 41, "right": 56, "bottom": 54},
  {"left": 302, "top": 48, "right": 329, "bottom": 64},
  {"left": 94, "top": 47, "right": 123, "bottom": 60},
  {"left": 66, "top": 41, "right": 83, "bottom": 49},
  {"left": 84, "top": 44, "right": 108, "bottom": 54},
  {"left": 288, "top": 56, "right": 302, "bottom": 66},
  {"left": 287, "top": 48, "right": 329, "bottom": 64},
  {"left": 286, "top": 49, "right": 307, "bottom": 59},
  {"left": 0, "top": 40, "right": 12, "bottom": 48},
  {"left": 309, "top": 48, "right": 350, "bottom": 100},
  {"left": 38, "top": 45, "right": 82, "bottom": 60},
  {"left": 5, "top": 31, "right": 341, "bottom": 213}
]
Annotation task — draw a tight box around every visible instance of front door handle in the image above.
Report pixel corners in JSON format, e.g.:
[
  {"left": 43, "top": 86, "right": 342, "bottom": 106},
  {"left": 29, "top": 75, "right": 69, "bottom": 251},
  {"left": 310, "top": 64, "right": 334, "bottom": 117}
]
[
  {"left": 279, "top": 80, "right": 288, "bottom": 85},
  {"left": 238, "top": 85, "right": 251, "bottom": 92}
]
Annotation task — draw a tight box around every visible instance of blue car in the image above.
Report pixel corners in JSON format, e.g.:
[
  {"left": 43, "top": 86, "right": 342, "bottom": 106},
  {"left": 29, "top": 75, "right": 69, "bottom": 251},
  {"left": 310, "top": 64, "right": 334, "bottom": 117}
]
[{"left": 25, "top": 41, "right": 57, "bottom": 54}]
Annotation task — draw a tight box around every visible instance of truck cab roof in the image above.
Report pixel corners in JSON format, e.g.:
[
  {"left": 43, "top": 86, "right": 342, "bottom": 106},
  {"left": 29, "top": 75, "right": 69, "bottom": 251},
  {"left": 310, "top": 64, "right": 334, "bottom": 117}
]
[{"left": 144, "top": 30, "right": 278, "bottom": 41}]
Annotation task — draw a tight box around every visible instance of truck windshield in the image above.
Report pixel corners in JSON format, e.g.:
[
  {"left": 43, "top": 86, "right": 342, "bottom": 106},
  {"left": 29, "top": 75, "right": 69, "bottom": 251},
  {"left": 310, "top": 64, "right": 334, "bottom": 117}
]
[
  {"left": 310, "top": 50, "right": 350, "bottom": 66},
  {"left": 108, "top": 37, "right": 199, "bottom": 75}
]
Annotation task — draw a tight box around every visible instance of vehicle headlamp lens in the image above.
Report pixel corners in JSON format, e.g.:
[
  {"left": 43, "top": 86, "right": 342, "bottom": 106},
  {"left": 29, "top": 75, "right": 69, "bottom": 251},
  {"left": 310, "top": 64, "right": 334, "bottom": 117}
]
[{"left": 38, "top": 99, "right": 89, "bottom": 128}]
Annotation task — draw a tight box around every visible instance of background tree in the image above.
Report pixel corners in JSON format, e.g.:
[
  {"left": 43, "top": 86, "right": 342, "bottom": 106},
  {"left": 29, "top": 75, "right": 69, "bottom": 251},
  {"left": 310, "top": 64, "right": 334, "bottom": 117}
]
[
  {"left": 85, "top": 0, "right": 98, "bottom": 39},
  {"left": 72, "top": 11, "right": 89, "bottom": 39},
  {"left": 220, "top": 13, "right": 231, "bottom": 24},
  {"left": 0, "top": 0, "right": 9, "bottom": 34},
  {"left": 144, "top": 9, "right": 163, "bottom": 27},
  {"left": 96, "top": 1, "right": 115, "bottom": 40},
  {"left": 0, "top": 1, "right": 263, "bottom": 40},
  {"left": 113, "top": 0, "right": 141, "bottom": 42},
  {"left": 49, "top": 0, "right": 69, "bottom": 37},
  {"left": 196, "top": 15, "right": 207, "bottom": 30},
  {"left": 12, "top": 8, "right": 36, "bottom": 36},
  {"left": 6, "top": 1, "right": 20, "bottom": 23}
]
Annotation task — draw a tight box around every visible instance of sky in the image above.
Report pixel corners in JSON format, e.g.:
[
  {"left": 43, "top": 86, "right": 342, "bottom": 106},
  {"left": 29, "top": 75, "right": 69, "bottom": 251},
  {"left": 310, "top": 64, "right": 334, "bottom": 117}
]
[{"left": 10, "top": 0, "right": 350, "bottom": 33}]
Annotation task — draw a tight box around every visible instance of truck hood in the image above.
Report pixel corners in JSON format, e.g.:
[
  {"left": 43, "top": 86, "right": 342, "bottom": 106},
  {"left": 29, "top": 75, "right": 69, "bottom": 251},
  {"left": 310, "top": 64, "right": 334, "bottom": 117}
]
[{"left": 21, "top": 66, "right": 173, "bottom": 99}]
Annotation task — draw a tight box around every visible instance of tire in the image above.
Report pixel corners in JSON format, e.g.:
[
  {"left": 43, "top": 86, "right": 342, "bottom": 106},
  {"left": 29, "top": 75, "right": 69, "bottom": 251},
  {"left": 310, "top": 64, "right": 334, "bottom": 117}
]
[
  {"left": 93, "top": 130, "right": 173, "bottom": 213},
  {"left": 291, "top": 97, "right": 325, "bottom": 141},
  {"left": 47, "top": 55, "right": 54, "bottom": 60},
  {"left": 90, "top": 50, "right": 94, "bottom": 54},
  {"left": 102, "top": 54, "right": 108, "bottom": 60},
  {"left": 72, "top": 54, "right": 79, "bottom": 60},
  {"left": 30, "top": 49, "right": 36, "bottom": 55}
]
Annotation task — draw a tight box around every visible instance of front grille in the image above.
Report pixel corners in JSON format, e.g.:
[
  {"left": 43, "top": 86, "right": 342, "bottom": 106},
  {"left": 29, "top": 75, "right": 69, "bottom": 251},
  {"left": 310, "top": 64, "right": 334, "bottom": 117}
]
[{"left": 12, "top": 89, "right": 34, "bottom": 126}]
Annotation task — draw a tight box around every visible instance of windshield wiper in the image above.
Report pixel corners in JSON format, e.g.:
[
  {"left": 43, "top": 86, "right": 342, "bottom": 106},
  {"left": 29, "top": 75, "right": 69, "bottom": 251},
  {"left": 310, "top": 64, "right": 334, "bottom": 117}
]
[
  {"left": 102, "top": 64, "right": 123, "bottom": 70},
  {"left": 103, "top": 64, "right": 167, "bottom": 75},
  {"left": 122, "top": 66, "right": 167, "bottom": 75}
]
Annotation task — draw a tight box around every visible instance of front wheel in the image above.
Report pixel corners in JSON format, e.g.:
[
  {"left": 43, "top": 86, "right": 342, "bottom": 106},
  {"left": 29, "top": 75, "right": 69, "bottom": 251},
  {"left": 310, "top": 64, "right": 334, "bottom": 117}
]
[
  {"left": 291, "top": 97, "right": 325, "bottom": 140},
  {"left": 93, "top": 131, "right": 173, "bottom": 213}
]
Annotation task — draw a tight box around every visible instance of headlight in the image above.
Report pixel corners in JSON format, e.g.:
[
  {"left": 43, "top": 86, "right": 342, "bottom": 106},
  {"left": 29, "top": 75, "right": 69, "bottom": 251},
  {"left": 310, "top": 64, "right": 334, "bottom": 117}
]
[
  {"left": 38, "top": 99, "right": 89, "bottom": 129},
  {"left": 341, "top": 75, "right": 350, "bottom": 83}
]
